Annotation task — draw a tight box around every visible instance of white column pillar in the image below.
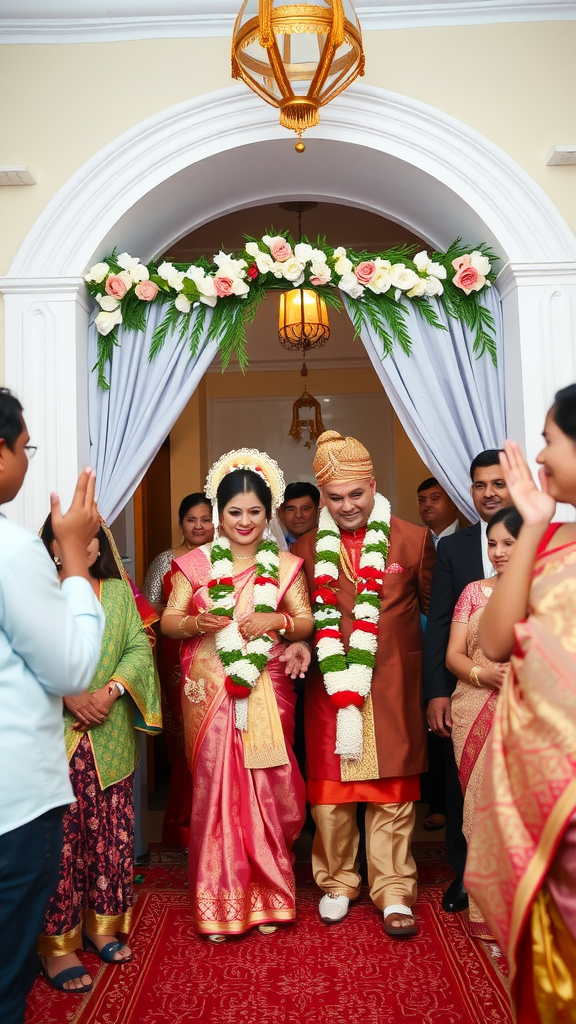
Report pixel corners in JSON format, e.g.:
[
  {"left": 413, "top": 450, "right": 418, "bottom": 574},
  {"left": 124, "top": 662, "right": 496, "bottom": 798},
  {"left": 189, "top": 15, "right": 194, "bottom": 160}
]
[
  {"left": 498, "top": 261, "right": 576, "bottom": 519},
  {"left": 0, "top": 278, "right": 90, "bottom": 532}
]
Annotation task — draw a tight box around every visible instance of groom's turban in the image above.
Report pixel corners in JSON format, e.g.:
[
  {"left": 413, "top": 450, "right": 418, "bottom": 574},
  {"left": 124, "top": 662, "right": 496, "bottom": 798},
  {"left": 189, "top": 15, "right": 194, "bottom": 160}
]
[{"left": 313, "top": 430, "right": 374, "bottom": 486}]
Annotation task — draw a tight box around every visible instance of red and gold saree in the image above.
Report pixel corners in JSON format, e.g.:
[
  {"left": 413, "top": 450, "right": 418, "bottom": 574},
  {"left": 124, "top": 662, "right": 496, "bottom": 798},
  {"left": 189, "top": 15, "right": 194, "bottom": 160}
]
[
  {"left": 168, "top": 546, "right": 309, "bottom": 936},
  {"left": 466, "top": 525, "right": 576, "bottom": 1020}
]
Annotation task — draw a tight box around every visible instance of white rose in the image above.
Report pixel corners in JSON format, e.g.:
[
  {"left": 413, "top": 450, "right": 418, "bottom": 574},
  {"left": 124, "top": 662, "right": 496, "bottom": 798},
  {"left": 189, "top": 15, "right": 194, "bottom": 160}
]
[
  {"left": 85, "top": 262, "right": 109, "bottom": 284},
  {"left": 413, "top": 251, "right": 431, "bottom": 273},
  {"left": 311, "top": 262, "right": 332, "bottom": 283},
  {"left": 311, "top": 247, "right": 328, "bottom": 264},
  {"left": 271, "top": 263, "right": 285, "bottom": 279},
  {"left": 117, "top": 270, "right": 133, "bottom": 291},
  {"left": 175, "top": 294, "right": 191, "bottom": 314},
  {"left": 427, "top": 260, "right": 447, "bottom": 280},
  {"left": 95, "top": 308, "right": 122, "bottom": 336},
  {"left": 129, "top": 263, "right": 149, "bottom": 283},
  {"left": 213, "top": 251, "right": 247, "bottom": 277},
  {"left": 338, "top": 272, "right": 365, "bottom": 299},
  {"left": 245, "top": 241, "right": 261, "bottom": 258},
  {"left": 281, "top": 257, "right": 306, "bottom": 282},
  {"left": 334, "top": 255, "right": 353, "bottom": 276},
  {"left": 197, "top": 275, "right": 218, "bottom": 306},
  {"left": 294, "top": 242, "right": 313, "bottom": 264},
  {"left": 423, "top": 276, "right": 444, "bottom": 297},
  {"left": 116, "top": 252, "right": 140, "bottom": 272},
  {"left": 406, "top": 279, "right": 428, "bottom": 298},
  {"left": 333, "top": 246, "right": 346, "bottom": 258},
  {"left": 368, "top": 267, "right": 391, "bottom": 294},
  {"left": 390, "top": 264, "right": 420, "bottom": 291},
  {"left": 184, "top": 265, "right": 206, "bottom": 285},
  {"left": 157, "top": 261, "right": 184, "bottom": 290},
  {"left": 254, "top": 251, "right": 276, "bottom": 275},
  {"left": 96, "top": 293, "right": 120, "bottom": 311},
  {"left": 469, "top": 251, "right": 492, "bottom": 276},
  {"left": 231, "top": 278, "right": 250, "bottom": 297},
  {"left": 374, "top": 257, "right": 392, "bottom": 271}
]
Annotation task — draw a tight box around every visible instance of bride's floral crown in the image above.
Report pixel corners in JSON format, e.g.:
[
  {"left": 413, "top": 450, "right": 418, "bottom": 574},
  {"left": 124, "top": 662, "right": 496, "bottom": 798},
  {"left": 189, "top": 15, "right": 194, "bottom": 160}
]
[{"left": 204, "top": 448, "right": 285, "bottom": 513}]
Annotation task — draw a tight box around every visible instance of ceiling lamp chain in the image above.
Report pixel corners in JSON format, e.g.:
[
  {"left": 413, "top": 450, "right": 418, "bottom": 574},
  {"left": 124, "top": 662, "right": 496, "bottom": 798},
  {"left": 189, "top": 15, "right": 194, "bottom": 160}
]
[
  {"left": 232, "top": 1, "right": 364, "bottom": 146},
  {"left": 277, "top": 201, "right": 330, "bottom": 371}
]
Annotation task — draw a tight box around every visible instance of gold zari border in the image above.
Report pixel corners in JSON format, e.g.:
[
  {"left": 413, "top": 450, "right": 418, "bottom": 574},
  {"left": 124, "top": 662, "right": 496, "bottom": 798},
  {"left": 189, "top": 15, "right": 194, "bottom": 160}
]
[{"left": 196, "top": 907, "right": 295, "bottom": 934}]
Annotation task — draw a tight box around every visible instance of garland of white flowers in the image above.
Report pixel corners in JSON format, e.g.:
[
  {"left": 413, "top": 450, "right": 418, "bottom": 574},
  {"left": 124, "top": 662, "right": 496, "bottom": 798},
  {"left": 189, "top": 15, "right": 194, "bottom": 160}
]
[
  {"left": 209, "top": 535, "right": 280, "bottom": 731},
  {"left": 313, "top": 493, "right": 391, "bottom": 761},
  {"left": 84, "top": 234, "right": 499, "bottom": 388}
]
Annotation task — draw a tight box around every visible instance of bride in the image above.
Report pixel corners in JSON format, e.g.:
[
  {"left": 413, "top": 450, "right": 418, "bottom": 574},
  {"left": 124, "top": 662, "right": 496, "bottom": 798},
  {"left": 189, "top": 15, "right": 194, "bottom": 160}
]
[{"left": 161, "top": 450, "right": 313, "bottom": 941}]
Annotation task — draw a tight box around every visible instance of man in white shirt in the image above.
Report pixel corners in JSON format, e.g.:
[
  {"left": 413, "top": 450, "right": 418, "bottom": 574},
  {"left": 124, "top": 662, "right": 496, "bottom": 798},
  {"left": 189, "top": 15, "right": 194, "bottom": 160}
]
[
  {"left": 417, "top": 476, "right": 460, "bottom": 548},
  {"left": 0, "top": 388, "right": 105, "bottom": 1024}
]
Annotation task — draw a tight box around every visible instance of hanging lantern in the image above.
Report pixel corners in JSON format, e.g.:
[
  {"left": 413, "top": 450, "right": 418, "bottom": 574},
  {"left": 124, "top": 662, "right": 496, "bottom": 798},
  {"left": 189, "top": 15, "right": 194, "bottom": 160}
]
[
  {"left": 231, "top": 0, "right": 365, "bottom": 142},
  {"left": 289, "top": 388, "right": 326, "bottom": 448},
  {"left": 279, "top": 287, "right": 330, "bottom": 349}
]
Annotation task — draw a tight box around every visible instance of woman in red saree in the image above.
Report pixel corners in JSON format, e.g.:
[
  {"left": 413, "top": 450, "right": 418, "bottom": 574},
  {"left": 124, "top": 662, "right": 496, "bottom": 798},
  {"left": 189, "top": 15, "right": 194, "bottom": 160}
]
[
  {"left": 446, "top": 506, "right": 522, "bottom": 939},
  {"left": 466, "top": 384, "right": 576, "bottom": 1022},
  {"left": 161, "top": 451, "right": 313, "bottom": 941}
]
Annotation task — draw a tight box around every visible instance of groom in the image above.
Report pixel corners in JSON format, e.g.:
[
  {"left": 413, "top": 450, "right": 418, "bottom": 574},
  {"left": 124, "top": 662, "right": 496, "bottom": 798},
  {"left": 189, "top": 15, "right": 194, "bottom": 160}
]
[{"left": 293, "top": 431, "right": 435, "bottom": 937}]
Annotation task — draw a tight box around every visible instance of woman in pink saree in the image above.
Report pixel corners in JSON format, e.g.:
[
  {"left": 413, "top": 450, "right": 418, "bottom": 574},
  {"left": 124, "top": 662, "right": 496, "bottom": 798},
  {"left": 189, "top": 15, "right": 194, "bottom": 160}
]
[
  {"left": 446, "top": 506, "right": 521, "bottom": 940},
  {"left": 161, "top": 450, "right": 313, "bottom": 942},
  {"left": 466, "top": 385, "right": 576, "bottom": 1022}
]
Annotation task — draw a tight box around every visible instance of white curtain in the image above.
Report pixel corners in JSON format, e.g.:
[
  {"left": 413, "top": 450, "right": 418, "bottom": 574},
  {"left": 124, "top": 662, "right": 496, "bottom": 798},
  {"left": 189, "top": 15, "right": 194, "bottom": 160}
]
[
  {"left": 88, "top": 303, "right": 217, "bottom": 524},
  {"left": 348, "top": 288, "right": 506, "bottom": 520}
]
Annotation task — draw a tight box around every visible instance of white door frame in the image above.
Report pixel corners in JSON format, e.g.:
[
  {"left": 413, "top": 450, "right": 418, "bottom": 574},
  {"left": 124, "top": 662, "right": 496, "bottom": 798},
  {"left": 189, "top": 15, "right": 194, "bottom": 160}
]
[{"left": 2, "top": 83, "right": 576, "bottom": 528}]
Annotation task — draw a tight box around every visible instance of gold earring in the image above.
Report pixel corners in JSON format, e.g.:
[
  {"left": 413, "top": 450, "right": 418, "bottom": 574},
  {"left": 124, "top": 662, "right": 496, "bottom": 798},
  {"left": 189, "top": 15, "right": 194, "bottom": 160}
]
[{"left": 54, "top": 555, "right": 62, "bottom": 569}]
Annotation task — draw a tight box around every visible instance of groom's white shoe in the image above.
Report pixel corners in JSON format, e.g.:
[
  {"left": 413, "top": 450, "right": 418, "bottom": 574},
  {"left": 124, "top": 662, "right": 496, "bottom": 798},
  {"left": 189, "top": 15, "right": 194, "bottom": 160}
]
[{"left": 319, "top": 893, "right": 350, "bottom": 924}]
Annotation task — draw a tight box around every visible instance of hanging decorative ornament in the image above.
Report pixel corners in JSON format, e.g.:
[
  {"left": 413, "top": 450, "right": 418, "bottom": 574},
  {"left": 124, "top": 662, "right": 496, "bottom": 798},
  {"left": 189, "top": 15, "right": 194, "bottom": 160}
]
[
  {"left": 232, "top": 0, "right": 365, "bottom": 148},
  {"left": 289, "top": 388, "right": 326, "bottom": 448},
  {"left": 277, "top": 201, "right": 330, "bottom": 369}
]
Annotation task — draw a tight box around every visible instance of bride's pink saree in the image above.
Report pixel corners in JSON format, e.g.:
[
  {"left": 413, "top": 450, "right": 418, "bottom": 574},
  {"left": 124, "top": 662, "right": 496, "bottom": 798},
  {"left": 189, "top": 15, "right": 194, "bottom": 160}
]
[
  {"left": 466, "top": 525, "right": 576, "bottom": 1020},
  {"left": 175, "top": 546, "right": 307, "bottom": 936}
]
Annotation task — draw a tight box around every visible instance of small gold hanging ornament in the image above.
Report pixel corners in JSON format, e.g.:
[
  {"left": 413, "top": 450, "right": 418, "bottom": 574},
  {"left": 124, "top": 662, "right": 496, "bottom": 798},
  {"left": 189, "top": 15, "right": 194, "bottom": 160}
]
[
  {"left": 290, "top": 388, "right": 326, "bottom": 448},
  {"left": 232, "top": 1, "right": 364, "bottom": 148}
]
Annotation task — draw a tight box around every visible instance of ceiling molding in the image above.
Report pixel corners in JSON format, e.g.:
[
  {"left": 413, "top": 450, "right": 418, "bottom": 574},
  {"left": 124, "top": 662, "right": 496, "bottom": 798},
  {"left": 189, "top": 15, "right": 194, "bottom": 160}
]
[
  {"left": 1, "top": 1, "right": 574, "bottom": 44},
  {"left": 205, "top": 356, "right": 372, "bottom": 374}
]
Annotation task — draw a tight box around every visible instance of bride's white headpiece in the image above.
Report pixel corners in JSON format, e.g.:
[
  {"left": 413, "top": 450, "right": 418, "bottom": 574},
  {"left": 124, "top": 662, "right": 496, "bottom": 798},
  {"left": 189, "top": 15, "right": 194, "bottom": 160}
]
[{"left": 204, "top": 448, "right": 286, "bottom": 514}]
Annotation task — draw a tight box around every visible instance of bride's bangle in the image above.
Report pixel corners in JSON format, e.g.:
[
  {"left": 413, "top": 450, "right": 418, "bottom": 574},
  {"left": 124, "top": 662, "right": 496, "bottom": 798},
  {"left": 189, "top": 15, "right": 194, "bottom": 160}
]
[{"left": 178, "top": 615, "right": 194, "bottom": 637}]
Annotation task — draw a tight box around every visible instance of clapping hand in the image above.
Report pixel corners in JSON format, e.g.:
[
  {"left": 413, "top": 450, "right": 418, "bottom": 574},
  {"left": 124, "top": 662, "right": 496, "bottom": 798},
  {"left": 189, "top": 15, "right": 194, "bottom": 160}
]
[{"left": 499, "top": 442, "right": 555, "bottom": 528}]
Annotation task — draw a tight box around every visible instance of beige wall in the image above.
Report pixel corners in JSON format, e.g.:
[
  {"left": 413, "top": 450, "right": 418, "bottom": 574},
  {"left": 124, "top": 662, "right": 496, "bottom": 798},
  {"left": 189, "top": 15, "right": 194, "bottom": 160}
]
[
  {"left": 168, "top": 366, "right": 429, "bottom": 545},
  {"left": 1, "top": 22, "right": 575, "bottom": 285}
]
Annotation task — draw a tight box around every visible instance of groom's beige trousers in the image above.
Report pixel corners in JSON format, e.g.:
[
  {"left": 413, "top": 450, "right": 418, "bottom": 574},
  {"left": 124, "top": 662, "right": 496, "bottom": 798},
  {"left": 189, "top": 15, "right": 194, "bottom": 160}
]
[{"left": 311, "top": 801, "right": 418, "bottom": 909}]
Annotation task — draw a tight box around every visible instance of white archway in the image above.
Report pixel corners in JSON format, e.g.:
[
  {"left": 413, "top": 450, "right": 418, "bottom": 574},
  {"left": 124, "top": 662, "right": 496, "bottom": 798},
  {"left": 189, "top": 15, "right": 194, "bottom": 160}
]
[{"left": 3, "top": 83, "right": 576, "bottom": 527}]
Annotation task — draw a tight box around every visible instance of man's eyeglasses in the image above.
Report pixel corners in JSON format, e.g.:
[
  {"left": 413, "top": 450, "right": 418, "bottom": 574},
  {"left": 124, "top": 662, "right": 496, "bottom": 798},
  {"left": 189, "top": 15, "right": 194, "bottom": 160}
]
[{"left": 23, "top": 445, "right": 37, "bottom": 460}]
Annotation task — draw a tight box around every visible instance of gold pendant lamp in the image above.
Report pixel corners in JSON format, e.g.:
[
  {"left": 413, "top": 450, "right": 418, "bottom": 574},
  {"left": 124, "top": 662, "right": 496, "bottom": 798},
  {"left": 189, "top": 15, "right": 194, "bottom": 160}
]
[{"left": 232, "top": 0, "right": 364, "bottom": 147}]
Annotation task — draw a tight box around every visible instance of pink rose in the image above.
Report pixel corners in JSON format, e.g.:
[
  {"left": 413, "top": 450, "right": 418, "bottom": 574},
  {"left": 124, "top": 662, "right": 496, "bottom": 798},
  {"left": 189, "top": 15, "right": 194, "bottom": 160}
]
[
  {"left": 453, "top": 265, "right": 485, "bottom": 295},
  {"left": 105, "top": 275, "right": 128, "bottom": 299},
  {"left": 269, "top": 238, "right": 293, "bottom": 262},
  {"left": 214, "top": 276, "right": 234, "bottom": 297},
  {"left": 354, "top": 260, "right": 377, "bottom": 285},
  {"left": 310, "top": 273, "right": 331, "bottom": 286},
  {"left": 451, "top": 255, "right": 471, "bottom": 272},
  {"left": 135, "top": 280, "right": 159, "bottom": 301}
]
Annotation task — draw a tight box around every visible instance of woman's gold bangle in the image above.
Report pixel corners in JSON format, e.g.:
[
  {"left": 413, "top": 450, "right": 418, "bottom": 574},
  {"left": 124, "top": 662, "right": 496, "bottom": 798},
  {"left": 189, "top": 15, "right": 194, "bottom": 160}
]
[
  {"left": 469, "top": 666, "right": 482, "bottom": 687},
  {"left": 178, "top": 615, "right": 193, "bottom": 637}
]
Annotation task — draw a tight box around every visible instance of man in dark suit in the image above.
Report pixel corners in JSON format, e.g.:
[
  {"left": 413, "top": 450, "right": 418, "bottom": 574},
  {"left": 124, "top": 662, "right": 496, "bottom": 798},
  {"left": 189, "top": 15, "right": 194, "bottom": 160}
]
[{"left": 423, "top": 450, "right": 510, "bottom": 912}]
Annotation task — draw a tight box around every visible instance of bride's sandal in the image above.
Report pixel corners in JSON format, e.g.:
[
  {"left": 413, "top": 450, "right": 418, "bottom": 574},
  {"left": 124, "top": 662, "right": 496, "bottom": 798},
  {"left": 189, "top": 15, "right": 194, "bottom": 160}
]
[
  {"left": 207, "top": 934, "right": 227, "bottom": 944},
  {"left": 258, "top": 924, "right": 278, "bottom": 935}
]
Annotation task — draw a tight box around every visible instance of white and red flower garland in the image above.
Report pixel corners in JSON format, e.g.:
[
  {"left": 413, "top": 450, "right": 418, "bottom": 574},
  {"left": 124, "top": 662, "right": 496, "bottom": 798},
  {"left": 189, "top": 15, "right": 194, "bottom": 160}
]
[
  {"left": 208, "top": 535, "right": 280, "bottom": 731},
  {"left": 313, "top": 493, "right": 391, "bottom": 761}
]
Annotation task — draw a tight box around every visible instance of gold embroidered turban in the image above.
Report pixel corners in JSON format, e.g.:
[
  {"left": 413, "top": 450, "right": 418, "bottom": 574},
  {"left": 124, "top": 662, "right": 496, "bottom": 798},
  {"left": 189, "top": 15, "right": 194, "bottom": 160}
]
[{"left": 313, "top": 430, "right": 374, "bottom": 486}]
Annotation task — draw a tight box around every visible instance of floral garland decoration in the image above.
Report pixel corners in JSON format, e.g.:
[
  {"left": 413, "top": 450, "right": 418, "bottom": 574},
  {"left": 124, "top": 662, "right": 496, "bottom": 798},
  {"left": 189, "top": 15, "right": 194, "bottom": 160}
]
[
  {"left": 209, "top": 535, "right": 280, "bottom": 732},
  {"left": 313, "top": 492, "right": 391, "bottom": 762},
  {"left": 84, "top": 236, "right": 499, "bottom": 389}
]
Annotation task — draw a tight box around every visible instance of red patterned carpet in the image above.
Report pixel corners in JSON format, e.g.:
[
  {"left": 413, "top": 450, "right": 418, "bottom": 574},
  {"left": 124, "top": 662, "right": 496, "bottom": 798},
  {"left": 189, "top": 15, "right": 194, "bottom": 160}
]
[{"left": 25, "top": 845, "right": 511, "bottom": 1024}]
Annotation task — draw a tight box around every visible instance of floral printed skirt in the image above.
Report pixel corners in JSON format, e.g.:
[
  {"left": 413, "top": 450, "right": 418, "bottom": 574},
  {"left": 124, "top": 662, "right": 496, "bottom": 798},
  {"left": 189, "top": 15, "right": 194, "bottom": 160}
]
[{"left": 39, "top": 735, "right": 134, "bottom": 956}]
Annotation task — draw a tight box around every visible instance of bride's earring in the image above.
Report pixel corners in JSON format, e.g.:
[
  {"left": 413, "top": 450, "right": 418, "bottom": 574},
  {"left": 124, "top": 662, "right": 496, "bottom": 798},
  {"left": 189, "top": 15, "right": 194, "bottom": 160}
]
[{"left": 54, "top": 555, "right": 62, "bottom": 570}]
